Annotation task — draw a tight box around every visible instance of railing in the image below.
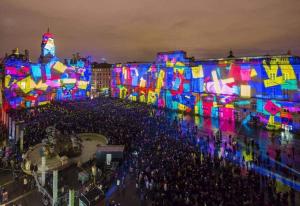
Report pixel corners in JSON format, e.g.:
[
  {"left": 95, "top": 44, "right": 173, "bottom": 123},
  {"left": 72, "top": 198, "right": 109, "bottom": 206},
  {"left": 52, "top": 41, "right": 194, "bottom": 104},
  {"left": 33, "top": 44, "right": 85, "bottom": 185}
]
[
  {"left": 32, "top": 171, "right": 53, "bottom": 205},
  {"left": 231, "top": 131, "right": 300, "bottom": 181},
  {"left": 32, "top": 170, "right": 83, "bottom": 205},
  {"left": 194, "top": 134, "right": 300, "bottom": 191}
]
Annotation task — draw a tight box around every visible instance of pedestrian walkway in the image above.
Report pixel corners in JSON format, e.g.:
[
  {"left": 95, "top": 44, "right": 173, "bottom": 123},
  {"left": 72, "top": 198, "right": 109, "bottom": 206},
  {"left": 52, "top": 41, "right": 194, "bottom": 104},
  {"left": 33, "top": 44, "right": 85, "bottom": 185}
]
[
  {"left": 167, "top": 112, "right": 300, "bottom": 178},
  {"left": 108, "top": 175, "right": 150, "bottom": 206}
]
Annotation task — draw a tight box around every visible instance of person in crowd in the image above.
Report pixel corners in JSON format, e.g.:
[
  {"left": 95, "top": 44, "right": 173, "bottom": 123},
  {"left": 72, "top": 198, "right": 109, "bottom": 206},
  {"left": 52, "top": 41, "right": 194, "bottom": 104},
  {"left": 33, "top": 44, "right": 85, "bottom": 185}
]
[{"left": 5, "top": 96, "right": 298, "bottom": 206}]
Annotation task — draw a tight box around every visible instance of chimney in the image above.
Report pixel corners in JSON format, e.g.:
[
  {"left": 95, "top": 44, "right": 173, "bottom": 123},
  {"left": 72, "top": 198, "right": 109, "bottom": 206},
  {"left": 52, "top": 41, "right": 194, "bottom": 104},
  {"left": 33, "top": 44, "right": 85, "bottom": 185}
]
[
  {"left": 25, "top": 49, "right": 29, "bottom": 60},
  {"left": 14, "top": 48, "right": 19, "bottom": 55},
  {"left": 72, "top": 54, "right": 77, "bottom": 64},
  {"left": 76, "top": 52, "right": 80, "bottom": 60}
]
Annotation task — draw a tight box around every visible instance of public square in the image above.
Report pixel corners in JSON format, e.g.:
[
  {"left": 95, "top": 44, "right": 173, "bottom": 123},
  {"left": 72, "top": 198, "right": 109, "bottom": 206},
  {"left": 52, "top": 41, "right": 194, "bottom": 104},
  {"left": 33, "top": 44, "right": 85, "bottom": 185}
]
[
  {"left": 0, "top": 97, "right": 299, "bottom": 205},
  {"left": 1, "top": 0, "right": 300, "bottom": 205}
]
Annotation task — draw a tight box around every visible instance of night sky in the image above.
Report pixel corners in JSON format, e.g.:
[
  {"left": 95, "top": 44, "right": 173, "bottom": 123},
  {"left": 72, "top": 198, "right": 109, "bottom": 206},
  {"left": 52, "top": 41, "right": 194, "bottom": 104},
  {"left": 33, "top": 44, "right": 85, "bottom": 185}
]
[{"left": 1, "top": 0, "right": 300, "bottom": 63}]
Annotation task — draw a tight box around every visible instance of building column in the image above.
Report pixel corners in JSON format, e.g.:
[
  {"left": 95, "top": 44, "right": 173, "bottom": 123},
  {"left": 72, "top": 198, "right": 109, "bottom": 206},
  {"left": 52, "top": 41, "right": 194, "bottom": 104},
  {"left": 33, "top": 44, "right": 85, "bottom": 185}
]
[
  {"left": 1, "top": 108, "right": 4, "bottom": 123},
  {"left": 5, "top": 112, "right": 8, "bottom": 126},
  {"left": 8, "top": 117, "right": 12, "bottom": 138},
  {"left": 12, "top": 121, "right": 15, "bottom": 140},
  {"left": 20, "top": 129, "right": 24, "bottom": 152},
  {"left": 15, "top": 124, "right": 20, "bottom": 142}
]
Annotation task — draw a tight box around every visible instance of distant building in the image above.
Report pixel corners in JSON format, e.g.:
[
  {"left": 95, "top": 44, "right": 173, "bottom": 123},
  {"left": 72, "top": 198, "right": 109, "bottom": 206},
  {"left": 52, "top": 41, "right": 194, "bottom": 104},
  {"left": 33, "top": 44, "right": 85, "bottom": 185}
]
[{"left": 91, "top": 62, "right": 112, "bottom": 97}]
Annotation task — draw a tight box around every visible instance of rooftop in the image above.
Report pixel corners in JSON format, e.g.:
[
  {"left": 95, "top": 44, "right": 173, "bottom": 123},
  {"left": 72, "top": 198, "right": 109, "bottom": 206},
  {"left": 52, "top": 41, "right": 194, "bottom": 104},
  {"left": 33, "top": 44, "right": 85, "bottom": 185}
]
[
  {"left": 115, "top": 51, "right": 300, "bottom": 65},
  {"left": 92, "top": 62, "right": 112, "bottom": 68}
]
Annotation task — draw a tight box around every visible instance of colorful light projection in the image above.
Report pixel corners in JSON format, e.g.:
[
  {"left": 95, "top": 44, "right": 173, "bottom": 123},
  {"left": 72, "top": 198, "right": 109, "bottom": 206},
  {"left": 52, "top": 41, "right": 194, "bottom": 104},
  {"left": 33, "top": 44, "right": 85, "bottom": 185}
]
[
  {"left": 111, "top": 51, "right": 300, "bottom": 132},
  {"left": 41, "top": 31, "right": 55, "bottom": 57},
  {"left": 3, "top": 31, "right": 91, "bottom": 110}
]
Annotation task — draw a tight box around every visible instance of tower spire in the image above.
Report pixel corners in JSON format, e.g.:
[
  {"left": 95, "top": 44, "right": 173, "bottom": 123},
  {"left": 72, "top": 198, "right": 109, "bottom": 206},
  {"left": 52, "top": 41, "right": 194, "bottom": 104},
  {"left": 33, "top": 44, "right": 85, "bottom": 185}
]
[{"left": 47, "top": 26, "right": 50, "bottom": 33}]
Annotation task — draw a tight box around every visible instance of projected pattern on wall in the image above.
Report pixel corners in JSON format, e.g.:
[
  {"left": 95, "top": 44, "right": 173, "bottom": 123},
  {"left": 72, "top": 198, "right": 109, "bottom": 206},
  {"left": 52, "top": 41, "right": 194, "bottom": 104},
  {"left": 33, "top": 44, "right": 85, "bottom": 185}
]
[
  {"left": 111, "top": 51, "right": 300, "bottom": 132},
  {"left": 3, "top": 31, "right": 91, "bottom": 110}
]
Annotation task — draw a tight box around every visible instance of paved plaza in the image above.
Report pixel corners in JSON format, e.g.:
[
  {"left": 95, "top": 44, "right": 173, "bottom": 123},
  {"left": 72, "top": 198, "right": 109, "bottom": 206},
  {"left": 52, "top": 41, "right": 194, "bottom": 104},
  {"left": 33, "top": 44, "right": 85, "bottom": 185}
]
[{"left": 0, "top": 100, "right": 299, "bottom": 205}]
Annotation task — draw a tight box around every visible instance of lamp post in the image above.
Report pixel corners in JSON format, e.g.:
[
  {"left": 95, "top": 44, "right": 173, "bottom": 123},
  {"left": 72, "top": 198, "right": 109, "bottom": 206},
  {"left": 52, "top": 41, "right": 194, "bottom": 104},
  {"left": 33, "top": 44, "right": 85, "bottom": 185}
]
[
  {"left": 68, "top": 189, "right": 75, "bottom": 206},
  {"left": 41, "top": 156, "right": 46, "bottom": 186},
  {"left": 91, "top": 165, "right": 97, "bottom": 184},
  {"left": 53, "top": 170, "right": 58, "bottom": 206}
]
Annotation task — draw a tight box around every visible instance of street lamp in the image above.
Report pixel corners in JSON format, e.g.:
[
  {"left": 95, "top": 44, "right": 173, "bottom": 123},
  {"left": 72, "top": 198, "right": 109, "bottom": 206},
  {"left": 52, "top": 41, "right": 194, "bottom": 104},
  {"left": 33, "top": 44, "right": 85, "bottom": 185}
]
[{"left": 91, "top": 165, "right": 97, "bottom": 184}]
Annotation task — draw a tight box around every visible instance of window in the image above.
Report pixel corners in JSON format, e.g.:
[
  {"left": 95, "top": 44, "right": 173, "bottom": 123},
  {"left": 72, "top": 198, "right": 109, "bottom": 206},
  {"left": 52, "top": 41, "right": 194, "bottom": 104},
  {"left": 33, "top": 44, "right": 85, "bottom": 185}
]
[
  {"left": 283, "top": 73, "right": 289, "bottom": 80},
  {"left": 271, "top": 88, "right": 276, "bottom": 98},
  {"left": 240, "top": 85, "right": 251, "bottom": 97},
  {"left": 283, "top": 89, "right": 288, "bottom": 99},
  {"left": 270, "top": 73, "right": 276, "bottom": 80}
]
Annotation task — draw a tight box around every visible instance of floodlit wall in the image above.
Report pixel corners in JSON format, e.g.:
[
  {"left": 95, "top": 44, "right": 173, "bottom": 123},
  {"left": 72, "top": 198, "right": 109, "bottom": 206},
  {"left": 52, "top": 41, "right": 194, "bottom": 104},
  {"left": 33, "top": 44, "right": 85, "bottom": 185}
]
[
  {"left": 111, "top": 51, "right": 300, "bottom": 132},
  {"left": 3, "top": 32, "right": 91, "bottom": 110}
]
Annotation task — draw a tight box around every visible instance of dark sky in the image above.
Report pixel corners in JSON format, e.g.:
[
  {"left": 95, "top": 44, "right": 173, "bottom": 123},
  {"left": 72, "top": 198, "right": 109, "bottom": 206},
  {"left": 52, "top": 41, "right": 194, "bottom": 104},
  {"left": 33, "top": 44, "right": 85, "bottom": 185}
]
[{"left": 1, "top": 0, "right": 300, "bottom": 63}]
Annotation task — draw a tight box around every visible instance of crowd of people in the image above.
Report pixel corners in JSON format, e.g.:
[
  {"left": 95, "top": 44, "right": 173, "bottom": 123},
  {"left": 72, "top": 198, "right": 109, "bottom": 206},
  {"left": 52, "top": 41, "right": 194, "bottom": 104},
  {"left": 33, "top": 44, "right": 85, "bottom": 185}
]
[{"left": 4, "top": 96, "right": 298, "bottom": 205}]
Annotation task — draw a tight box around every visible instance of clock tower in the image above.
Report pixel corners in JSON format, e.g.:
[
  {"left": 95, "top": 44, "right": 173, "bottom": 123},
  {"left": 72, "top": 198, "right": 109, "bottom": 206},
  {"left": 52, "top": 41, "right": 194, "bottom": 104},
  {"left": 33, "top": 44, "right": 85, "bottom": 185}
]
[{"left": 40, "top": 28, "right": 55, "bottom": 63}]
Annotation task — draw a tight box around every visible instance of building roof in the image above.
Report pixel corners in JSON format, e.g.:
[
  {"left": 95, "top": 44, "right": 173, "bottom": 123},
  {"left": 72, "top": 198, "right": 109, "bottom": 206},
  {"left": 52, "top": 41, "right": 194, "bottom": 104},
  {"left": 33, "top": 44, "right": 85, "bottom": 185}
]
[
  {"left": 81, "top": 187, "right": 104, "bottom": 204},
  {"left": 42, "top": 28, "right": 54, "bottom": 39},
  {"left": 97, "top": 145, "right": 124, "bottom": 152},
  {"left": 92, "top": 62, "right": 112, "bottom": 68},
  {"left": 114, "top": 51, "right": 300, "bottom": 66},
  {"left": 197, "top": 54, "right": 299, "bottom": 61},
  {"left": 4, "top": 53, "right": 29, "bottom": 64}
]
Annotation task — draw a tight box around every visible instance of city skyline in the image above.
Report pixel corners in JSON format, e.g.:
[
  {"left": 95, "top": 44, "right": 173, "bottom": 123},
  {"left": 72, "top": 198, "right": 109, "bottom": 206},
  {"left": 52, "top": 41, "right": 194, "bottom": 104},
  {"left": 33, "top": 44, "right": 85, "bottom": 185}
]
[{"left": 1, "top": 0, "right": 300, "bottom": 63}]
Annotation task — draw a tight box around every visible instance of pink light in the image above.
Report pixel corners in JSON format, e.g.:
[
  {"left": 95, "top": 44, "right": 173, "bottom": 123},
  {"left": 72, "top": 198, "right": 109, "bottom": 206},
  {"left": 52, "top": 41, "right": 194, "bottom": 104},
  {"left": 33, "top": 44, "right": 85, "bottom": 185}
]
[
  {"left": 264, "top": 100, "right": 281, "bottom": 115},
  {"left": 240, "top": 69, "right": 251, "bottom": 81},
  {"left": 46, "top": 80, "right": 61, "bottom": 87}
]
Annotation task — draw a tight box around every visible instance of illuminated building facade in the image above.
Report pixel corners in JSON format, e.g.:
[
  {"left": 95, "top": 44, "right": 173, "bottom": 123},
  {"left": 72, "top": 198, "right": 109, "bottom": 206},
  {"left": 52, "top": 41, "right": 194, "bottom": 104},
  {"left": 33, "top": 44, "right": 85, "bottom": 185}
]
[
  {"left": 2, "top": 30, "right": 92, "bottom": 110},
  {"left": 91, "top": 62, "right": 112, "bottom": 97},
  {"left": 111, "top": 51, "right": 300, "bottom": 132}
]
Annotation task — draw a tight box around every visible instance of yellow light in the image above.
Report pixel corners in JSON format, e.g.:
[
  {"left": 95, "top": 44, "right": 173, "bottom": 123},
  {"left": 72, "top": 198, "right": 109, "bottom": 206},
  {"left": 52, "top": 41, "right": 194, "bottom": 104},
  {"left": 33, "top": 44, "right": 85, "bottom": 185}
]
[
  {"left": 53, "top": 62, "right": 67, "bottom": 73},
  {"left": 240, "top": 85, "right": 251, "bottom": 97}
]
